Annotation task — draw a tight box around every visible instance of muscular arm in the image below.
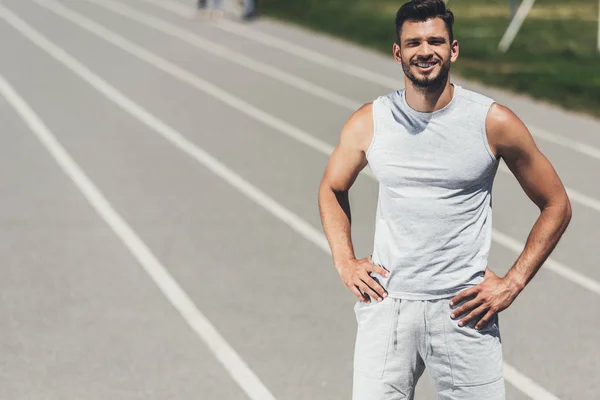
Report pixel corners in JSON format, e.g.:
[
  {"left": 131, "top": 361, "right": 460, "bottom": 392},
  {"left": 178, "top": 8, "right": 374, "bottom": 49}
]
[
  {"left": 318, "top": 103, "right": 389, "bottom": 302},
  {"left": 318, "top": 103, "right": 371, "bottom": 268},
  {"left": 451, "top": 103, "right": 572, "bottom": 328},
  {"left": 489, "top": 103, "right": 572, "bottom": 291}
]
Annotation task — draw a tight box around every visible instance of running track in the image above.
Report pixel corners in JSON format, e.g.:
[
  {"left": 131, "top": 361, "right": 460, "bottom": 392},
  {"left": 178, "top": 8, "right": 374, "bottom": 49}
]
[{"left": 1, "top": 0, "right": 599, "bottom": 398}]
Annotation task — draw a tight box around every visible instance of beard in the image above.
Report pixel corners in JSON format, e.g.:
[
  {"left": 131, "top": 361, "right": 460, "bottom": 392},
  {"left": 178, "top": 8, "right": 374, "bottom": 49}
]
[{"left": 401, "top": 55, "right": 451, "bottom": 92}]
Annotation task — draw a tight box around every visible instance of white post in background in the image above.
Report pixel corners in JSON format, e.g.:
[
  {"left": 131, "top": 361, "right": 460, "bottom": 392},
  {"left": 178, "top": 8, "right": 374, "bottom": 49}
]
[
  {"left": 498, "top": 0, "right": 537, "bottom": 53},
  {"left": 597, "top": 0, "right": 600, "bottom": 51},
  {"left": 510, "top": 0, "right": 519, "bottom": 19}
]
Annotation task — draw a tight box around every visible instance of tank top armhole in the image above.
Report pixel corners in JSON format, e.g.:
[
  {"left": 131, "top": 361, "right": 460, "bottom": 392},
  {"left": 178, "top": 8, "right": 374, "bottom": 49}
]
[
  {"left": 365, "top": 98, "right": 380, "bottom": 160},
  {"left": 481, "top": 100, "right": 498, "bottom": 162}
]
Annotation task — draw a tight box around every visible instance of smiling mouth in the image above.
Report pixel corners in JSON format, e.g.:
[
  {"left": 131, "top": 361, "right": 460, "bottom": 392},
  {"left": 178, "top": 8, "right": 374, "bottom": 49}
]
[{"left": 413, "top": 60, "right": 438, "bottom": 71}]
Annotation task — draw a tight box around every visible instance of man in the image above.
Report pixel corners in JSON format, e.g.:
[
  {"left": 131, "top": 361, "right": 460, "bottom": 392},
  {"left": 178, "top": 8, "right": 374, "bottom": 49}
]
[
  {"left": 197, "top": 0, "right": 223, "bottom": 18},
  {"left": 198, "top": 0, "right": 256, "bottom": 20},
  {"left": 239, "top": 0, "right": 257, "bottom": 20},
  {"left": 317, "top": 0, "right": 572, "bottom": 399}
]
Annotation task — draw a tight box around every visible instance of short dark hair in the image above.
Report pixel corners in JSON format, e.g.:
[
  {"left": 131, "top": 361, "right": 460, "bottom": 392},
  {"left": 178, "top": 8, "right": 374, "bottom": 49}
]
[{"left": 395, "top": 0, "right": 454, "bottom": 44}]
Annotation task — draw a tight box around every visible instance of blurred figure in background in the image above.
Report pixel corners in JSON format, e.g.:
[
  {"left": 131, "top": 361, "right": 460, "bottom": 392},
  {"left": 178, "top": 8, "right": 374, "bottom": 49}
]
[
  {"left": 198, "top": 0, "right": 257, "bottom": 20},
  {"left": 198, "top": 0, "right": 223, "bottom": 18},
  {"left": 241, "top": 0, "right": 257, "bottom": 20}
]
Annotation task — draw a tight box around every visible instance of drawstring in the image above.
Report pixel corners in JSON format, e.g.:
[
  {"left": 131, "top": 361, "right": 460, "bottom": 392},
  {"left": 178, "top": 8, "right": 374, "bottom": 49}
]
[{"left": 393, "top": 298, "right": 401, "bottom": 350}]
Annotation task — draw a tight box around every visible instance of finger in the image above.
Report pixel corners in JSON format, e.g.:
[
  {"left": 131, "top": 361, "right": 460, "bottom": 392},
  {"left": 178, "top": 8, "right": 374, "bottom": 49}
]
[
  {"left": 367, "top": 263, "right": 390, "bottom": 278},
  {"left": 450, "top": 298, "right": 483, "bottom": 319},
  {"left": 361, "top": 275, "right": 388, "bottom": 299},
  {"left": 458, "top": 305, "right": 488, "bottom": 327},
  {"left": 357, "top": 281, "right": 382, "bottom": 303},
  {"left": 450, "top": 286, "right": 479, "bottom": 306},
  {"left": 475, "top": 310, "right": 496, "bottom": 330},
  {"left": 351, "top": 285, "right": 368, "bottom": 302}
]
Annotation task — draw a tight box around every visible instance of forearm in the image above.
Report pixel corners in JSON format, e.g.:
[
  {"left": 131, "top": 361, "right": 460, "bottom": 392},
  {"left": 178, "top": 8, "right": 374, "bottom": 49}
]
[
  {"left": 318, "top": 184, "right": 356, "bottom": 270},
  {"left": 504, "top": 201, "right": 572, "bottom": 291}
]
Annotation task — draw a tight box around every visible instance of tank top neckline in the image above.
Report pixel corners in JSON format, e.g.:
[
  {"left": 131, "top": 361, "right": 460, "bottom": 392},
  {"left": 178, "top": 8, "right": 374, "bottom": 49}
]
[{"left": 399, "top": 83, "right": 461, "bottom": 119}]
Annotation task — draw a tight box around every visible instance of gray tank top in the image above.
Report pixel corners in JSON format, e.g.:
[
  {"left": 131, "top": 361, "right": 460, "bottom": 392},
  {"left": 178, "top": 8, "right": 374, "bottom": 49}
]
[{"left": 366, "top": 84, "right": 499, "bottom": 300}]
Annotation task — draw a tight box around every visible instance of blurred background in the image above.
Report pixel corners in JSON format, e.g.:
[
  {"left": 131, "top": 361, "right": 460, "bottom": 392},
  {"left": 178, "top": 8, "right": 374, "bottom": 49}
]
[
  {"left": 262, "top": 0, "right": 600, "bottom": 117},
  {"left": 0, "top": 0, "right": 598, "bottom": 399}
]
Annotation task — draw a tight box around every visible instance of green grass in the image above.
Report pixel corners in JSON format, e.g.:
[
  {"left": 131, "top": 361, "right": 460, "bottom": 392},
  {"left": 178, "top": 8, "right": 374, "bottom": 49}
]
[{"left": 260, "top": 0, "right": 600, "bottom": 118}]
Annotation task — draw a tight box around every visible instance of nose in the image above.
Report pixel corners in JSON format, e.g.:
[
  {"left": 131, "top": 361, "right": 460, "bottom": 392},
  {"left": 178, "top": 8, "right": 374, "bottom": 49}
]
[{"left": 416, "top": 42, "right": 434, "bottom": 58}]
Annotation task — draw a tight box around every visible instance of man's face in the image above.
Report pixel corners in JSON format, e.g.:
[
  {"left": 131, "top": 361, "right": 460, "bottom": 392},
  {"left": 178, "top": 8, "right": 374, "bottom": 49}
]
[{"left": 394, "top": 18, "right": 458, "bottom": 89}]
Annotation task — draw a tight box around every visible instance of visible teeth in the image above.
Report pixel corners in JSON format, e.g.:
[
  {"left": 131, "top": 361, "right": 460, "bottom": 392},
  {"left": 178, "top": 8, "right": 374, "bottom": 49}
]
[{"left": 417, "top": 62, "right": 435, "bottom": 68}]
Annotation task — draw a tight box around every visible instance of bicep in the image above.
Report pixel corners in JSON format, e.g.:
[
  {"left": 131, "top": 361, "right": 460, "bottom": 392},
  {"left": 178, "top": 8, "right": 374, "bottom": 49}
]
[
  {"left": 322, "top": 144, "right": 368, "bottom": 192},
  {"left": 321, "top": 103, "right": 373, "bottom": 192},
  {"left": 504, "top": 142, "right": 564, "bottom": 210},
  {"left": 491, "top": 105, "right": 567, "bottom": 210}
]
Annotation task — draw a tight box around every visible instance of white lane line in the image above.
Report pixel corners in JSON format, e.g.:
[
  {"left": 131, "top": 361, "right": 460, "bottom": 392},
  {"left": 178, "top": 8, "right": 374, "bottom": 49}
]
[
  {"left": 0, "top": 8, "right": 277, "bottom": 400},
  {"left": 48, "top": 0, "right": 600, "bottom": 217},
  {"left": 565, "top": 189, "right": 600, "bottom": 214},
  {"left": 497, "top": 163, "right": 600, "bottom": 213},
  {"left": 0, "top": 7, "right": 564, "bottom": 400},
  {"left": 37, "top": 0, "right": 333, "bottom": 155},
  {"left": 212, "top": 19, "right": 600, "bottom": 162},
  {"left": 533, "top": 127, "right": 600, "bottom": 161},
  {"left": 139, "top": 0, "right": 600, "bottom": 162},
  {"left": 34, "top": 0, "right": 600, "bottom": 299},
  {"left": 503, "top": 364, "right": 561, "bottom": 400},
  {"left": 138, "top": 0, "right": 196, "bottom": 18},
  {"left": 138, "top": 0, "right": 403, "bottom": 87},
  {"left": 493, "top": 230, "right": 600, "bottom": 295},
  {"left": 135, "top": 0, "right": 239, "bottom": 19},
  {"left": 84, "top": 0, "right": 361, "bottom": 110}
]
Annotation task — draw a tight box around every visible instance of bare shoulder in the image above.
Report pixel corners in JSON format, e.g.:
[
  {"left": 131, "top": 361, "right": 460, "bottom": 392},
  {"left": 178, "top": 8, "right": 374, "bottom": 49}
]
[
  {"left": 486, "top": 102, "right": 520, "bottom": 128},
  {"left": 339, "top": 102, "right": 374, "bottom": 154},
  {"left": 485, "top": 102, "right": 536, "bottom": 159},
  {"left": 320, "top": 103, "right": 374, "bottom": 191}
]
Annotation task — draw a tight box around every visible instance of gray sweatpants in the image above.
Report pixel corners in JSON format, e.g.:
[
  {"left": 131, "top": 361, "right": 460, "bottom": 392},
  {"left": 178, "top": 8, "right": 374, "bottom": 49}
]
[{"left": 352, "top": 296, "right": 505, "bottom": 399}]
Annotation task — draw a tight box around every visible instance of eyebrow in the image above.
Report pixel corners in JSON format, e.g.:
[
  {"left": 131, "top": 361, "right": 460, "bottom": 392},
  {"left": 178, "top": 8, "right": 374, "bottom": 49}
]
[{"left": 404, "top": 36, "right": 447, "bottom": 43}]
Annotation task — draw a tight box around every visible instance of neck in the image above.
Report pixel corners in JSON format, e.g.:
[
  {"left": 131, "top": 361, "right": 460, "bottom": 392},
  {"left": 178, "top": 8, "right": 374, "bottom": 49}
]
[{"left": 404, "top": 78, "right": 454, "bottom": 113}]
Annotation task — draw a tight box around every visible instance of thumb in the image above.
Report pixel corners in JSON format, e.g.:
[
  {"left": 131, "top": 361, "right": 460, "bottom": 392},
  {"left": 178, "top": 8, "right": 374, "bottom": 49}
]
[{"left": 484, "top": 267, "right": 496, "bottom": 279}]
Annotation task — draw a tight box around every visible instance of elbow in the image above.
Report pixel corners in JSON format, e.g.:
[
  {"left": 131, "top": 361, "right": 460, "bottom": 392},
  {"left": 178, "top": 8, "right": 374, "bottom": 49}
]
[
  {"left": 543, "top": 193, "right": 572, "bottom": 232},
  {"left": 318, "top": 178, "right": 336, "bottom": 207},
  {"left": 317, "top": 180, "right": 327, "bottom": 208},
  {"left": 318, "top": 176, "right": 347, "bottom": 197},
  {"left": 564, "top": 197, "right": 573, "bottom": 226},
  {"left": 560, "top": 194, "right": 572, "bottom": 231},
  {"left": 318, "top": 177, "right": 333, "bottom": 198}
]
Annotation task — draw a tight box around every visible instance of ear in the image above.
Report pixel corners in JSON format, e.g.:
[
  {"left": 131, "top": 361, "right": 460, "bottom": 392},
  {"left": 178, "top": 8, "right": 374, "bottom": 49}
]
[
  {"left": 450, "top": 39, "right": 459, "bottom": 62},
  {"left": 393, "top": 42, "right": 402, "bottom": 64}
]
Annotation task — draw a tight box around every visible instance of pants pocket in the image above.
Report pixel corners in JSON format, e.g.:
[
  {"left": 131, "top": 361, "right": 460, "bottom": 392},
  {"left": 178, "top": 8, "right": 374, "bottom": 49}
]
[
  {"left": 353, "top": 297, "right": 396, "bottom": 379},
  {"left": 444, "top": 313, "right": 504, "bottom": 387}
]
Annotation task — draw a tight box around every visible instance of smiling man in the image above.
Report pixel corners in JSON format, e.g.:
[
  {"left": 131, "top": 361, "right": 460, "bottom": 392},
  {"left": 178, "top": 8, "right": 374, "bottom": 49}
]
[{"left": 317, "top": 0, "right": 572, "bottom": 399}]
